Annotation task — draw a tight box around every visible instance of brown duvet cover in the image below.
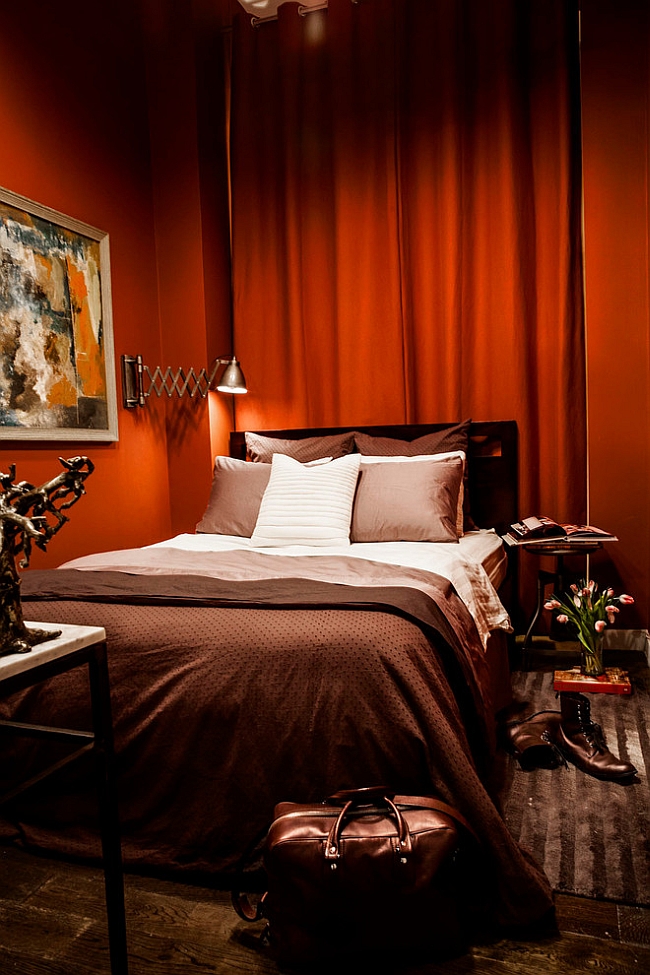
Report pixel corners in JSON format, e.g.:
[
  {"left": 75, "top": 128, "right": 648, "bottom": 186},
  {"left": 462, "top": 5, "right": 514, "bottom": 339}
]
[{"left": 0, "top": 553, "right": 553, "bottom": 929}]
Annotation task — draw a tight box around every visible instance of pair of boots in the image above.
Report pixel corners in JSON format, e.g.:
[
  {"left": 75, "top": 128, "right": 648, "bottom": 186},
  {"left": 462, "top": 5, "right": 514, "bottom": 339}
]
[{"left": 504, "top": 692, "right": 637, "bottom": 782}]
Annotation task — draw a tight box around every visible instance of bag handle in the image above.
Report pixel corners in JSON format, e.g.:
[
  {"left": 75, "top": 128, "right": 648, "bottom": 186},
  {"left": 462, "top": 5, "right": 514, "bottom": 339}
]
[
  {"left": 231, "top": 823, "right": 270, "bottom": 922},
  {"left": 232, "top": 888, "right": 266, "bottom": 922},
  {"left": 327, "top": 787, "right": 480, "bottom": 846},
  {"left": 324, "top": 793, "right": 411, "bottom": 863}
]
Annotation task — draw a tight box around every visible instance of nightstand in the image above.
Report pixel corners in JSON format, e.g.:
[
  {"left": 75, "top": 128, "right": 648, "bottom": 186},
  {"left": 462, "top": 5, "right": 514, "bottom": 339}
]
[
  {"left": 0, "top": 622, "right": 128, "bottom": 975},
  {"left": 520, "top": 542, "right": 603, "bottom": 670}
]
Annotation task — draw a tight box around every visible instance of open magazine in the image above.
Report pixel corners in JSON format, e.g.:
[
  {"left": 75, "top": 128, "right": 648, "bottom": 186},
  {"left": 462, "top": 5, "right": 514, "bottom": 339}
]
[{"left": 502, "top": 515, "right": 618, "bottom": 547}]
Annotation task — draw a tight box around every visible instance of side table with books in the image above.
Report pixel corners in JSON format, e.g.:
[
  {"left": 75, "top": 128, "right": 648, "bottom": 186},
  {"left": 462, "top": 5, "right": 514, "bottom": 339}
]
[{"left": 502, "top": 516, "right": 618, "bottom": 671}]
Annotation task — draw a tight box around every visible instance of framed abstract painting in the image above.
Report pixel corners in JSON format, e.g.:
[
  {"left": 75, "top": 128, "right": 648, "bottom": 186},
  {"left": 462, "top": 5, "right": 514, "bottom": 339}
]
[{"left": 0, "top": 186, "right": 118, "bottom": 441}]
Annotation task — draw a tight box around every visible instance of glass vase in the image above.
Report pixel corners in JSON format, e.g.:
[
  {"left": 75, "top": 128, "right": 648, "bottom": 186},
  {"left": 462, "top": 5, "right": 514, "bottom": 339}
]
[{"left": 580, "top": 636, "right": 605, "bottom": 678}]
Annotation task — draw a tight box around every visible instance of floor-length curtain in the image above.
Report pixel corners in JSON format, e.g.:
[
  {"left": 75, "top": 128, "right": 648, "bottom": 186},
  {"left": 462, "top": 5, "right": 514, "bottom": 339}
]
[{"left": 228, "top": 0, "right": 586, "bottom": 527}]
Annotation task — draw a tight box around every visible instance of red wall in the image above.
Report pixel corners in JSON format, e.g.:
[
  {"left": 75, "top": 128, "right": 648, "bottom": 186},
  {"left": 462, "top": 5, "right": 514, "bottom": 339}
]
[
  {"left": 0, "top": 0, "right": 173, "bottom": 566},
  {"left": 1, "top": 1, "right": 239, "bottom": 574},
  {"left": 140, "top": 0, "right": 235, "bottom": 535},
  {"left": 581, "top": 0, "right": 650, "bottom": 628}
]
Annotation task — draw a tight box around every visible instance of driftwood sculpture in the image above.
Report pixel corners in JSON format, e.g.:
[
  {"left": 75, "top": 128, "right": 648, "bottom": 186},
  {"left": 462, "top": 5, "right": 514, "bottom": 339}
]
[{"left": 0, "top": 456, "right": 94, "bottom": 657}]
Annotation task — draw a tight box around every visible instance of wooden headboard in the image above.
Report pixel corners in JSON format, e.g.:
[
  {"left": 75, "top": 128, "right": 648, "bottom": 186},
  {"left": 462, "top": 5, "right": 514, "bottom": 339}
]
[{"left": 230, "top": 420, "right": 518, "bottom": 537}]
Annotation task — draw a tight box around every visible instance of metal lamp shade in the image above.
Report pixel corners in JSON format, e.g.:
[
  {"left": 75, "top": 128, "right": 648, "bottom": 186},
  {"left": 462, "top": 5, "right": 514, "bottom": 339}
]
[{"left": 213, "top": 357, "right": 247, "bottom": 394}]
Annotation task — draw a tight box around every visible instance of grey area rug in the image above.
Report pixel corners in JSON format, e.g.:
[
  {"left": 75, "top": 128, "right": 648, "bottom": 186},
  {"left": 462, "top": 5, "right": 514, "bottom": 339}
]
[{"left": 497, "top": 659, "right": 650, "bottom": 907}]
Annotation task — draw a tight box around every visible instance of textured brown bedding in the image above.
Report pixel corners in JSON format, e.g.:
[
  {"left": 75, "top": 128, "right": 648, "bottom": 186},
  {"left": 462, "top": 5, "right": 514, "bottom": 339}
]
[{"left": 0, "top": 562, "right": 553, "bottom": 928}]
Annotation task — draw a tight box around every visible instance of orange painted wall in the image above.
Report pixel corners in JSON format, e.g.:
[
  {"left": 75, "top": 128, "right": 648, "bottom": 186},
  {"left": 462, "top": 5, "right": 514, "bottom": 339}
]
[
  {"left": 581, "top": 0, "right": 650, "bottom": 628},
  {"left": 0, "top": 1, "right": 172, "bottom": 566},
  {"left": 0, "top": 1, "right": 236, "bottom": 573},
  {"left": 139, "top": 0, "right": 235, "bottom": 535}
]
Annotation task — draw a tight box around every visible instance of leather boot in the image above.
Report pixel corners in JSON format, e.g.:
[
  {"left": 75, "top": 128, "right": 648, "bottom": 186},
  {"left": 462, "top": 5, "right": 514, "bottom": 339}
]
[
  {"left": 555, "top": 692, "right": 637, "bottom": 781},
  {"left": 502, "top": 711, "right": 565, "bottom": 770}
]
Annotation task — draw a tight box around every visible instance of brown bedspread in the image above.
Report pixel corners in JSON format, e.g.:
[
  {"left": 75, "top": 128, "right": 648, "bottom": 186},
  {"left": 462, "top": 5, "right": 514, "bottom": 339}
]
[{"left": 0, "top": 565, "right": 553, "bottom": 928}]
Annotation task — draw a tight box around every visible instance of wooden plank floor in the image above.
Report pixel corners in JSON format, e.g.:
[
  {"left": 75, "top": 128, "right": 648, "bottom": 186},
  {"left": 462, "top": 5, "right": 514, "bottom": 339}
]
[{"left": 1, "top": 843, "right": 650, "bottom": 974}]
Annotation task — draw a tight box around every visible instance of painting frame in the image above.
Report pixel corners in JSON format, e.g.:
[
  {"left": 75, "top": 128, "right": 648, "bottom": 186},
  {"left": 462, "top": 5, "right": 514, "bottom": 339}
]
[{"left": 0, "top": 185, "right": 119, "bottom": 442}]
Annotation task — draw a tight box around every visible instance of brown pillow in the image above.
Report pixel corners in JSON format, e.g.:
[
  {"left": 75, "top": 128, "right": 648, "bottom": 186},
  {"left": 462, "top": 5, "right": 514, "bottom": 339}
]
[
  {"left": 353, "top": 419, "right": 471, "bottom": 458},
  {"left": 197, "top": 457, "right": 271, "bottom": 536},
  {"left": 353, "top": 420, "right": 476, "bottom": 530},
  {"left": 350, "top": 455, "right": 463, "bottom": 543},
  {"left": 245, "top": 431, "right": 355, "bottom": 464}
]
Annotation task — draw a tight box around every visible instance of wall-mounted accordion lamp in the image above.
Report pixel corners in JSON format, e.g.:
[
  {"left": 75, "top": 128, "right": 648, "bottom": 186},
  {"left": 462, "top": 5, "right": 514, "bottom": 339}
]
[{"left": 121, "top": 354, "right": 247, "bottom": 409}]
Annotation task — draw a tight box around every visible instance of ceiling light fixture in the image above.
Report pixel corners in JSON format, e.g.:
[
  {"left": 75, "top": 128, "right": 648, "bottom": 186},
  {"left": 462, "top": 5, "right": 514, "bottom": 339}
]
[{"left": 236, "top": 1, "right": 329, "bottom": 26}]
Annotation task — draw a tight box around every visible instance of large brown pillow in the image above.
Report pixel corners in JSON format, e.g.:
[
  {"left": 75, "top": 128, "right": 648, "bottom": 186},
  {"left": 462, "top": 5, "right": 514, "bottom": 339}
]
[
  {"left": 353, "top": 420, "right": 476, "bottom": 530},
  {"left": 245, "top": 431, "right": 355, "bottom": 464},
  {"left": 350, "top": 455, "right": 464, "bottom": 543},
  {"left": 196, "top": 457, "right": 271, "bottom": 536},
  {"left": 352, "top": 419, "right": 471, "bottom": 458}
]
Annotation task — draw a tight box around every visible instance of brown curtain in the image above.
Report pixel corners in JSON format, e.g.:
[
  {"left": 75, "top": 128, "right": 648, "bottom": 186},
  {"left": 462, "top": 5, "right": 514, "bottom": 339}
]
[{"left": 228, "top": 0, "right": 586, "bottom": 527}]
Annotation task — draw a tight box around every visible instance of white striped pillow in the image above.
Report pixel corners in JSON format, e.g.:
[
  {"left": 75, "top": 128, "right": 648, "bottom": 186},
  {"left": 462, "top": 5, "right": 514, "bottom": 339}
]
[{"left": 251, "top": 452, "right": 362, "bottom": 547}]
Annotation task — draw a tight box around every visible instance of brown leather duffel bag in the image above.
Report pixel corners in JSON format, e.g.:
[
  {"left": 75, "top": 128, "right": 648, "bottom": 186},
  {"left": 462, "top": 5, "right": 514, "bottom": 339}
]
[{"left": 233, "top": 787, "right": 480, "bottom": 970}]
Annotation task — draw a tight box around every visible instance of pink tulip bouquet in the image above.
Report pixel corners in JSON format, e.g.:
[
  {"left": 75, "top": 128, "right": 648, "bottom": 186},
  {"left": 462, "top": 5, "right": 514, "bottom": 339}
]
[{"left": 544, "top": 580, "right": 634, "bottom": 677}]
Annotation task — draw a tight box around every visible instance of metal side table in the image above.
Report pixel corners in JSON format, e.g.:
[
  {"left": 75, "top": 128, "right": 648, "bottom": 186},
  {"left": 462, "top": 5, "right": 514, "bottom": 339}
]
[
  {"left": 0, "top": 622, "right": 128, "bottom": 975},
  {"left": 521, "top": 542, "right": 603, "bottom": 671}
]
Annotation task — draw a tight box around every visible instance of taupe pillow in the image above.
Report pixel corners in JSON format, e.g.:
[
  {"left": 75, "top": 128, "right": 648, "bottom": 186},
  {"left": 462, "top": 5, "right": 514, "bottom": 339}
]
[
  {"left": 245, "top": 431, "right": 355, "bottom": 464},
  {"left": 350, "top": 455, "right": 464, "bottom": 543},
  {"left": 197, "top": 457, "right": 271, "bottom": 536},
  {"left": 353, "top": 420, "right": 476, "bottom": 530},
  {"left": 353, "top": 419, "right": 471, "bottom": 458},
  {"left": 358, "top": 452, "right": 465, "bottom": 535}
]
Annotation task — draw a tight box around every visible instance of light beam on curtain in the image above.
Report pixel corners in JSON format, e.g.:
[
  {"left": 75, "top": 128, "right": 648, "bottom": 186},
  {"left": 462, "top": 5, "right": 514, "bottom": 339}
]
[{"left": 227, "top": 0, "right": 586, "bottom": 536}]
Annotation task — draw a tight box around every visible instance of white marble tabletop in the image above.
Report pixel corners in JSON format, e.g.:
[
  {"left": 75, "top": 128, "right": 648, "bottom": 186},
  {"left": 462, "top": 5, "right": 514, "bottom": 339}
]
[{"left": 0, "top": 622, "right": 107, "bottom": 684}]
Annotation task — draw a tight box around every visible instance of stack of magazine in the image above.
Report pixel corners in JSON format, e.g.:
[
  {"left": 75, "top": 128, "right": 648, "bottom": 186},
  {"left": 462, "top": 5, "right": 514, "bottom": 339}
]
[{"left": 502, "top": 515, "right": 618, "bottom": 547}]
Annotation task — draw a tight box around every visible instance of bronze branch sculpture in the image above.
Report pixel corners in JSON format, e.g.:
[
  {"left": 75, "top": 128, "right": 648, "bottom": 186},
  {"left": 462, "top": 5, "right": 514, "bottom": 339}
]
[{"left": 0, "top": 456, "right": 94, "bottom": 657}]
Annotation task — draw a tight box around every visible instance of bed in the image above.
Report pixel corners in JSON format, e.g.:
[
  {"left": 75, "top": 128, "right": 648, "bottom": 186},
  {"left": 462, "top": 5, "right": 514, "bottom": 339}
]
[{"left": 0, "top": 420, "right": 553, "bottom": 929}]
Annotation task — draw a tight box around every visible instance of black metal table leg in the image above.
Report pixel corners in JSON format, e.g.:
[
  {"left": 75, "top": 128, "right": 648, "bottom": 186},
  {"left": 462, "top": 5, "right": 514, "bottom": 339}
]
[
  {"left": 522, "top": 568, "right": 558, "bottom": 669},
  {"left": 1, "top": 626, "right": 129, "bottom": 975},
  {"left": 88, "top": 642, "right": 129, "bottom": 975}
]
